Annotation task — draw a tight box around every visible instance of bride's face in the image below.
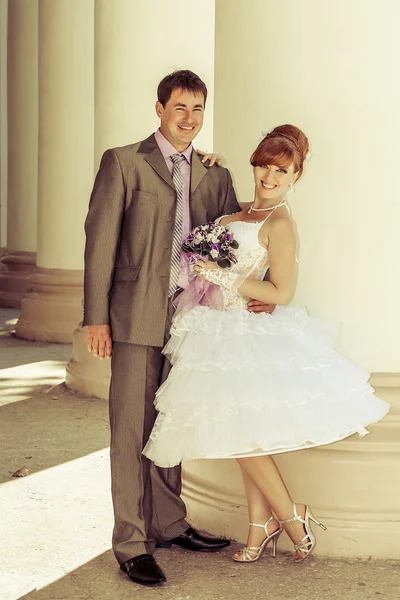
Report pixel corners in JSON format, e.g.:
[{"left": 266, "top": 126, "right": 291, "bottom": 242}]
[{"left": 253, "top": 162, "right": 298, "bottom": 202}]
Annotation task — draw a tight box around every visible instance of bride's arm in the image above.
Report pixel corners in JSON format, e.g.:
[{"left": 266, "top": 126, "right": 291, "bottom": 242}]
[{"left": 196, "top": 218, "right": 297, "bottom": 306}]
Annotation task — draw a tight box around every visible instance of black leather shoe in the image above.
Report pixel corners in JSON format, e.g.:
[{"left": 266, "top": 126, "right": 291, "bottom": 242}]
[
  {"left": 120, "top": 554, "right": 166, "bottom": 586},
  {"left": 157, "top": 527, "right": 230, "bottom": 552}
]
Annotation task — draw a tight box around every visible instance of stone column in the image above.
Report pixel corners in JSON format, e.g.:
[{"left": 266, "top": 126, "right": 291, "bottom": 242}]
[
  {"left": 180, "top": 0, "right": 400, "bottom": 558},
  {"left": 0, "top": 0, "right": 38, "bottom": 308},
  {"left": 16, "top": 0, "right": 94, "bottom": 342},
  {"left": 66, "top": 0, "right": 216, "bottom": 395},
  {"left": 0, "top": 0, "right": 8, "bottom": 255}
]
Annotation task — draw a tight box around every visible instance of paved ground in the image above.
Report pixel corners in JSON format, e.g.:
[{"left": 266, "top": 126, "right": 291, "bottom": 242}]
[{"left": 1, "top": 308, "right": 399, "bottom": 600}]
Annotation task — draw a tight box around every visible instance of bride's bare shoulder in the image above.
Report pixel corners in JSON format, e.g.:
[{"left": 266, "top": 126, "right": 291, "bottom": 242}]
[
  {"left": 266, "top": 214, "right": 295, "bottom": 241},
  {"left": 259, "top": 214, "right": 294, "bottom": 245}
]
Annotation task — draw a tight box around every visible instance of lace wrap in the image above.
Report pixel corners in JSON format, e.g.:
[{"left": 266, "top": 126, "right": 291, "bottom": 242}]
[{"left": 199, "top": 265, "right": 246, "bottom": 291}]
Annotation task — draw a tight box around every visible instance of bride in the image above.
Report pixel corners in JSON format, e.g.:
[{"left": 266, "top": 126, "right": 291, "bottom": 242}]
[{"left": 143, "top": 124, "right": 389, "bottom": 563}]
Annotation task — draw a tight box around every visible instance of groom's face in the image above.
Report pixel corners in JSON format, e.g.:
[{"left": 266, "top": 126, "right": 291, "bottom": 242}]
[{"left": 156, "top": 88, "right": 205, "bottom": 152}]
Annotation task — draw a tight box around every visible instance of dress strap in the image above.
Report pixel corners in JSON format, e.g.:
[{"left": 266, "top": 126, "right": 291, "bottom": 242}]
[
  {"left": 260, "top": 200, "right": 287, "bottom": 224},
  {"left": 259, "top": 201, "right": 299, "bottom": 263}
]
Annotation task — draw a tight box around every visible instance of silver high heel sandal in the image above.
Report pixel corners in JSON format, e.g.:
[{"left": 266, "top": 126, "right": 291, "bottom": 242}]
[
  {"left": 233, "top": 514, "right": 283, "bottom": 563},
  {"left": 278, "top": 503, "right": 327, "bottom": 563}
]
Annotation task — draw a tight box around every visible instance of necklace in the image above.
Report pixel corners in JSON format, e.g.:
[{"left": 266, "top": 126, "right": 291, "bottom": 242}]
[{"left": 248, "top": 198, "right": 286, "bottom": 214}]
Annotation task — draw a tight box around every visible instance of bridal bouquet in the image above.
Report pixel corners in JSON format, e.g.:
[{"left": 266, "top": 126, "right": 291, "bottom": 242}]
[
  {"left": 173, "top": 221, "right": 239, "bottom": 316},
  {"left": 182, "top": 222, "right": 239, "bottom": 268}
]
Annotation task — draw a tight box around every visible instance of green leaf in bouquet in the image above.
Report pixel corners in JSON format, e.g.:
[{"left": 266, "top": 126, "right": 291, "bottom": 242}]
[
  {"left": 231, "top": 240, "right": 239, "bottom": 249},
  {"left": 217, "top": 257, "right": 230, "bottom": 268}
]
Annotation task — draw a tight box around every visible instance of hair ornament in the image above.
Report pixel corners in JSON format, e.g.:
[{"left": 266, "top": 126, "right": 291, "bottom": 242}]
[{"left": 261, "top": 128, "right": 274, "bottom": 138}]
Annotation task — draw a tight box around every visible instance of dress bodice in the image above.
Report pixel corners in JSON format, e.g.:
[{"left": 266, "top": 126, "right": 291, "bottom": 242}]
[{"left": 220, "top": 219, "right": 269, "bottom": 310}]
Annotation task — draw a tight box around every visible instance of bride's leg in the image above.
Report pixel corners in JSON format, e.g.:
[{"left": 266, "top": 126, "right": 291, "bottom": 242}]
[
  {"left": 233, "top": 464, "right": 280, "bottom": 559},
  {"left": 237, "top": 455, "right": 309, "bottom": 553}
]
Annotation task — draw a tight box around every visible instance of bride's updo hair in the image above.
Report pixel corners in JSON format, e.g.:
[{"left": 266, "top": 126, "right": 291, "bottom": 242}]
[{"left": 250, "top": 124, "right": 309, "bottom": 179}]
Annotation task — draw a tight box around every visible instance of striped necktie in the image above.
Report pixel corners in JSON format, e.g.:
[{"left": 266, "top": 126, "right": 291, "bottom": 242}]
[{"left": 168, "top": 153, "right": 186, "bottom": 297}]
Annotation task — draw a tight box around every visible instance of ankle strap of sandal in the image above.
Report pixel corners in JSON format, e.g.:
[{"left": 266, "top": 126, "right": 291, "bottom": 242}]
[
  {"left": 249, "top": 514, "right": 274, "bottom": 535},
  {"left": 278, "top": 503, "right": 305, "bottom": 526}
]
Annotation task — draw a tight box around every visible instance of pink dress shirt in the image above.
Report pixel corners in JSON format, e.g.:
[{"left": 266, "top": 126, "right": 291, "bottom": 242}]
[{"left": 154, "top": 129, "right": 192, "bottom": 288}]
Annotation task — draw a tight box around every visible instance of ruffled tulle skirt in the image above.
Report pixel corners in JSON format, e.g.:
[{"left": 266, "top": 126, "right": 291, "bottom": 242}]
[{"left": 143, "top": 305, "right": 390, "bottom": 467}]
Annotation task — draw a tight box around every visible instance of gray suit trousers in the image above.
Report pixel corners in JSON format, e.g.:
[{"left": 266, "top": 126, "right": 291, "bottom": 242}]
[{"left": 109, "top": 300, "right": 188, "bottom": 563}]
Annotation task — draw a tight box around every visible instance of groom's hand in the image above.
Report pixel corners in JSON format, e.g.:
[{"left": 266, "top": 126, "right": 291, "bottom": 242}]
[
  {"left": 247, "top": 300, "right": 276, "bottom": 314},
  {"left": 195, "top": 149, "right": 223, "bottom": 167},
  {"left": 86, "top": 324, "right": 112, "bottom": 359}
]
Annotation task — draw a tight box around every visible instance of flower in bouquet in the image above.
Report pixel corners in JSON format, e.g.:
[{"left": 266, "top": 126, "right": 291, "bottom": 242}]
[
  {"left": 182, "top": 222, "right": 239, "bottom": 268},
  {"left": 173, "top": 221, "right": 240, "bottom": 318}
]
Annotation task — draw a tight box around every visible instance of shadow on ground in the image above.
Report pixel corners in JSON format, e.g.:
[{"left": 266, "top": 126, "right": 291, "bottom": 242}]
[
  {"left": 0, "top": 308, "right": 109, "bottom": 482},
  {"left": 0, "top": 307, "right": 72, "bottom": 370},
  {"left": 0, "top": 382, "right": 109, "bottom": 483},
  {"left": 16, "top": 545, "right": 400, "bottom": 600}
]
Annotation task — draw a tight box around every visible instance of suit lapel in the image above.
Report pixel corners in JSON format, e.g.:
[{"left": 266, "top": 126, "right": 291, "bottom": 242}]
[
  {"left": 190, "top": 151, "right": 208, "bottom": 197},
  {"left": 140, "top": 133, "right": 208, "bottom": 194},
  {"left": 141, "top": 134, "right": 175, "bottom": 190}
]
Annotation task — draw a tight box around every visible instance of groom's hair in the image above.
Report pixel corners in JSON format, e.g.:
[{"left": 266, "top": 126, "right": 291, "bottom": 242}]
[{"left": 157, "top": 70, "right": 208, "bottom": 107}]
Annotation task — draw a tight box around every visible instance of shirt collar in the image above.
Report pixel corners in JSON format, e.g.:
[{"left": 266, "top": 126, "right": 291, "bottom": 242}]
[{"left": 155, "top": 128, "right": 192, "bottom": 164}]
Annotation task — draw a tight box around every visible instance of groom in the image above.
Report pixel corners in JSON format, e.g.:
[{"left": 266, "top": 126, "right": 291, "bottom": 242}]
[{"left": 83, "top": 70, "right": 272, "bottom": 587}]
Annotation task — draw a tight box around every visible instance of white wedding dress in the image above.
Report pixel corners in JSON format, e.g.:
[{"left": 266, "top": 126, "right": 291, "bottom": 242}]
[{"left": 143, "top": 217, "right": 390, "bottom": 468}]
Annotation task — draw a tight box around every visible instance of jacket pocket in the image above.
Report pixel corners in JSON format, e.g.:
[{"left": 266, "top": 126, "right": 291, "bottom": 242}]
[
  {"left": 131, "top": 189, "right": 158, "bottom": 206},
  {"left": 113, "top": 266, "right": 140, "bottom": 282}
]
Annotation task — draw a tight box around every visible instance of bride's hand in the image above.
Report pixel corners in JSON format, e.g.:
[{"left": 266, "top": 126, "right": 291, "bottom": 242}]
[{"left": 194, "top": 259, "right": 219, "bottom": 279}]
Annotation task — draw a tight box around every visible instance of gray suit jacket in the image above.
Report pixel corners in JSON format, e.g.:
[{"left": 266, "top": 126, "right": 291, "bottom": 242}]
[{"left": 83, "top": 133, "right": 240, "bottom": 346}]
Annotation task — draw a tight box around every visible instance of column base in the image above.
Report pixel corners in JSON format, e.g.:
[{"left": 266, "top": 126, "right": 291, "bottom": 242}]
[
  {"left": 0, "top": 251, "right": 36, "bottom": 308},
  {"left": 16, "top": 267, "right": 83, "bottom": 343},
  {"left": 65, "top": 324, "right": 110, "bottom": 399},
  {"left": 182, "top": 374, "right": 400, "bottom": 558}
]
